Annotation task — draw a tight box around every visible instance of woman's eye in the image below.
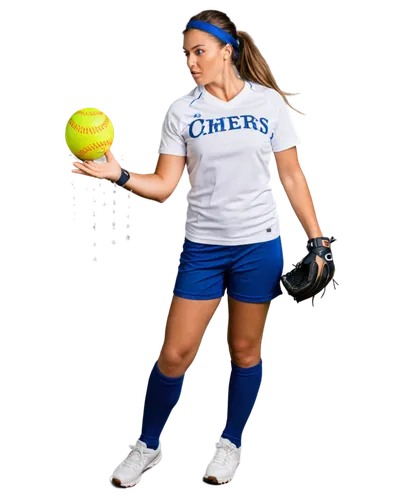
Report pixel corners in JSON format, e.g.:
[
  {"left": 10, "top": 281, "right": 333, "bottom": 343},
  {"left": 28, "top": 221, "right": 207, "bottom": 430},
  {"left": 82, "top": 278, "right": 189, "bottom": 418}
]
[{"left": 183, "top": 49, "right": 203, "bottom": 56}]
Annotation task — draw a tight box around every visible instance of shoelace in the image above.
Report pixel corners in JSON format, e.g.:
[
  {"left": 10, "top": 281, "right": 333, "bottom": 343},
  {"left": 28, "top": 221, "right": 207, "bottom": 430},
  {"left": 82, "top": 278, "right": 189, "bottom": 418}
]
[
  {"left": 122, "top": 444, "right": 146, "bottom": 471},
  {"left": 211, "top": 442, "right": 235, "bottom": 468}
]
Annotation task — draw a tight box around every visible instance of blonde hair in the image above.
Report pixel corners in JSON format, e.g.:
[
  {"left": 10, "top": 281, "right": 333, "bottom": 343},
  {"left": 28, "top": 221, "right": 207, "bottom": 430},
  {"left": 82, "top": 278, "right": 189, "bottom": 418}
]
[{"left": 183, "top": 10, "right": 304, "bottom": 116}]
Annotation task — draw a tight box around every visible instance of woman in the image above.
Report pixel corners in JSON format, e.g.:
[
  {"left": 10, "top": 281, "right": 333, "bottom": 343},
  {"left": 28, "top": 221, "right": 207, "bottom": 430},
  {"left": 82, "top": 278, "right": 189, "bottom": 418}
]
[{"left": 72, "top": 10, "right": 324, "bottom": 487}]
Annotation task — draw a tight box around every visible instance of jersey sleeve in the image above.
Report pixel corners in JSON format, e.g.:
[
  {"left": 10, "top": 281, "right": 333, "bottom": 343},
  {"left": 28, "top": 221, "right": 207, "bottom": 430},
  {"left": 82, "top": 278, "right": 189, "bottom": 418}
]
[
  {"left": 158, "top": 103, "right": 187, "bottom": 156},
  {"left": 271, "top": 93, "right": 301, "bottom": 153}
]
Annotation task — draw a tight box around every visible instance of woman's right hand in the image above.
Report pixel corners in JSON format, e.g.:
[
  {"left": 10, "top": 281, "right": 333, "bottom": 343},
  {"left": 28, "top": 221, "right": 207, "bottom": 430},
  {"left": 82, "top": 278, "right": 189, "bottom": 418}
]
[{"left": 71, "top": 149, "right": 122, "bottom": 182}]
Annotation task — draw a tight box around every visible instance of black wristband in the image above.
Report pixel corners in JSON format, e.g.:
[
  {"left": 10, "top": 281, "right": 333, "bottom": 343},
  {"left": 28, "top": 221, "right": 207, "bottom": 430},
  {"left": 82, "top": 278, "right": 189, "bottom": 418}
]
[{"left": 115, "top": 168, "right": 130, "bottom": 186}]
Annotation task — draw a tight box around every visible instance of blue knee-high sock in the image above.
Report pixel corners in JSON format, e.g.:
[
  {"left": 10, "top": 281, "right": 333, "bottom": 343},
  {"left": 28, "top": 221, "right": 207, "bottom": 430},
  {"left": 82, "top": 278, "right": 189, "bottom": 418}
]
[
  {"left": 221, "top": 359, "right": 262, "bottom": 448},
  {"left": 139, "top": 360, "right": 185, "bottom": 450}
]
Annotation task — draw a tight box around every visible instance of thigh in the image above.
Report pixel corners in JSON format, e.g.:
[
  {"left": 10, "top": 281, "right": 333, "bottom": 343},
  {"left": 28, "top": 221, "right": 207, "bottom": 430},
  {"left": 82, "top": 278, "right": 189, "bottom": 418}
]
[
  {"left": 227, "top": 296, "right": 271, "bottom": 365},
  {"left": 173, "top": 238, "right": 230, "bottom": 300},
  {"left": 158, "top": 294, "right": 222, "bottom": 375},
  {"left": 227, "top": 236, "right": 284, "bottom": 303}
]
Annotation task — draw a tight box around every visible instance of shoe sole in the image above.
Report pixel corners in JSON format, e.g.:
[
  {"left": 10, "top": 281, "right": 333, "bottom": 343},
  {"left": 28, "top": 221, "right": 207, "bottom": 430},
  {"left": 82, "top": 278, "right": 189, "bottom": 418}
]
[
  {"left": 110, "top": 450, "right": 162, "bottom": 488},
  {"left": 202, "top": 474, "right": 237, "bottom": 486},
  {"left": 203, "top": 475, "right": 233, "bottom": 485}
]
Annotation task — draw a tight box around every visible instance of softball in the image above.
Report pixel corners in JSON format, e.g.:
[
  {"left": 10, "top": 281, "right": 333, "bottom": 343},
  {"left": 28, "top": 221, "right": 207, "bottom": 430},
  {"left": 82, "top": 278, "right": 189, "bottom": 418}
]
[{"left": 65, "top": 107, "right": 114, "bottom": 160}]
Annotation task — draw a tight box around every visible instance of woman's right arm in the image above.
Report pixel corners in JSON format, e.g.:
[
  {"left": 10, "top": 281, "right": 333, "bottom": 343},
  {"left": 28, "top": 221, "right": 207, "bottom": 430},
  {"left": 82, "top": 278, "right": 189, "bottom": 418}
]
[{"left": 120, "top": 153, "right": 186, "bottom": 203}]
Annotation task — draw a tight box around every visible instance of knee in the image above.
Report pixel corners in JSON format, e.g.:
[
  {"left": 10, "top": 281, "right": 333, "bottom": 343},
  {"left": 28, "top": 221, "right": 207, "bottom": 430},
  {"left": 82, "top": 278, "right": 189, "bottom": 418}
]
[
  {"left": 229, "top": 342, "right": 261, "bottom": 368},
  {"left": 158, "top": 346, "right": 194, "bottom": 377}
]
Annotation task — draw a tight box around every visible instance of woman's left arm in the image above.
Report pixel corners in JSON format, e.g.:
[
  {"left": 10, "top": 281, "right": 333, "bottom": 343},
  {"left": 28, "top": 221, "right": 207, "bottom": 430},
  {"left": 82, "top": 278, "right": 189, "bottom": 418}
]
[{"left": 274, "top": 146, "right": 323, "bottom": 240}]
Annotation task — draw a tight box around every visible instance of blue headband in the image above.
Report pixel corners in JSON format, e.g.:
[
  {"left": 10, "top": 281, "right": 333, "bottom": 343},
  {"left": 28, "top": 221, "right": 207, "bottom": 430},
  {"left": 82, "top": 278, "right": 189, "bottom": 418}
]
[{"left": 187, "top": 20, "right": 239, "bottom": 60}]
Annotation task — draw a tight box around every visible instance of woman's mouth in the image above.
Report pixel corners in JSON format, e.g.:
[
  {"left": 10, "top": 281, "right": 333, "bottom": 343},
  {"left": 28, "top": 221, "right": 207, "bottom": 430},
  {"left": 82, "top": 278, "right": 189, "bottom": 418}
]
[{"left": 191, "top": 72, "right": 201, "bottom": 79}]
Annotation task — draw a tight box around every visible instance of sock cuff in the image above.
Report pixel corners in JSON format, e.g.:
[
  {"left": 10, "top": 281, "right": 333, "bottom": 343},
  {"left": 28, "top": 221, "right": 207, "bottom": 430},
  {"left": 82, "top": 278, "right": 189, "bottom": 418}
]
[
  {"left": 221, "top": 432, "right": 242, "bottom": 448},
  {"left": 154, "top": 360, "right": 185, "bottom": 383},
  {"left": 230, "top": 358, "right": 262, "bottom": 376}
]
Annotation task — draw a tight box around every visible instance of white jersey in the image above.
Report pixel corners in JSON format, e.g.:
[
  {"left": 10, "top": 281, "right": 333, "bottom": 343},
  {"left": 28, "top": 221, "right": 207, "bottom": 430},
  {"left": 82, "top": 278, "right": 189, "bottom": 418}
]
[{"left": 158, "top": 79, "right": 301, "bottom": 245}]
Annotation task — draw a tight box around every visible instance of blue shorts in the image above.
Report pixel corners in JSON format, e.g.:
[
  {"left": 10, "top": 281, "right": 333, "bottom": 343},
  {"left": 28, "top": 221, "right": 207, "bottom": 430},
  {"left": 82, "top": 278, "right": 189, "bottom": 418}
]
[{"left": 173, "top": 236, "right": 284, "bottom": 303}]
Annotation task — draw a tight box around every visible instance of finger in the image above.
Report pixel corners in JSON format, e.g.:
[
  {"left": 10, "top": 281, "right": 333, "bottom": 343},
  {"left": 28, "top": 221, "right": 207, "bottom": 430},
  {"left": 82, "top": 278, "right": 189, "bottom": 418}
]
[
  {"left": 72, "top": 163, "right": 90, "bottom": 175},
  {"left": 72, "top": 162, "right": 85, "bottom": 172},
  {"left": 82, "top": 160, "right": 97, "bottom": 170},
  {"left": 85, "top": 165, "right": 101, "bottom": 180},
  {"left": 71, "top": 170, "right": 90, "bottom": 176},
  {"left": 71, "top": 161, "right": 96, "bottom": 176},
  {"left": 83, "top": 160, "right": 104, "bottom": 173},
  {"left": 104, "top": 148, "right": 114, "bottom": 161}
]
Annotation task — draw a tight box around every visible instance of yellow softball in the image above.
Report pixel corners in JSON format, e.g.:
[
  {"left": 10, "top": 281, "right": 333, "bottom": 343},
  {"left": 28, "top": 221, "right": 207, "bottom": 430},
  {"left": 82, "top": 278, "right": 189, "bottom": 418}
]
[{"left": 65, "top": 107, "right": 114, "bottom": 160}]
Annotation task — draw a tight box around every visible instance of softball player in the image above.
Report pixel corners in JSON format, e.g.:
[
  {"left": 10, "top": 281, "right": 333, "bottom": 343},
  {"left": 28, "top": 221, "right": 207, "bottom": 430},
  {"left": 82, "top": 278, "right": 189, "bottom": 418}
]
[{"left": 83, "top": 11, "right": 321, "bottom": 488}]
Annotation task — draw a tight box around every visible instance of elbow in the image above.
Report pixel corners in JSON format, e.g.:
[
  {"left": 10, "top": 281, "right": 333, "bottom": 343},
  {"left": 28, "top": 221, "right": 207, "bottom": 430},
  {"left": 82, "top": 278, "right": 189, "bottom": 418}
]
[
  {"left": 156, "top": 175, "right": 170, "bottom": 203},
  {"left": 158, "top": 189, "right": 172, "bottom": 203},
  {"left": 155, "top": 188, "right": 166, "bottom": 202},
  {"left": 158, "top": 195, "right": 168, "bottom": 203}
]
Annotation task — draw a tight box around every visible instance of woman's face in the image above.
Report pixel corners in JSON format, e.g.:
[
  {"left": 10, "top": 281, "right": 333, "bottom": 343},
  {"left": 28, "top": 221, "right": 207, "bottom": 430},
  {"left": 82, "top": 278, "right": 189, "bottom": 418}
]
[{"left": 183, "top": 30, "right": 231, "bottom": 84}]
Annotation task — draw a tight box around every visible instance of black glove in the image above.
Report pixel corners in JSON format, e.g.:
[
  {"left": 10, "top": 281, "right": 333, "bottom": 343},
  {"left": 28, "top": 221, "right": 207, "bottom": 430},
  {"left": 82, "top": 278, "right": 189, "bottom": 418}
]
[{"left": 280, "top": 236, "right": 338, "bottom": 306}]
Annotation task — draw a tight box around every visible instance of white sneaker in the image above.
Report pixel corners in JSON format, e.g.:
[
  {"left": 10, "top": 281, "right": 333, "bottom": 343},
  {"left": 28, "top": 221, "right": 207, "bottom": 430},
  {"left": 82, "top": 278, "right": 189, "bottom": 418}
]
[
  {"left": 203, "top": 437, "right": 241, "bottom": 485},
  {"left": 110, "top": 439, "right": 162, "bottom": 488}
]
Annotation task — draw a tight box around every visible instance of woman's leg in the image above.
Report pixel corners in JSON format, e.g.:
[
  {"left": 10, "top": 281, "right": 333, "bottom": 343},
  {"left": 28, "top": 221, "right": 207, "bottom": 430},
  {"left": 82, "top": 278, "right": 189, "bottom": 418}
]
[
  {"left": 138, "top": 295, "right": 222, "bottom": 449},
  {"left": 220, "top": 236, "right": 283, "bottom": 448},
  {"left": 221, "top": 296, "right": 271, "bottom": 447}
]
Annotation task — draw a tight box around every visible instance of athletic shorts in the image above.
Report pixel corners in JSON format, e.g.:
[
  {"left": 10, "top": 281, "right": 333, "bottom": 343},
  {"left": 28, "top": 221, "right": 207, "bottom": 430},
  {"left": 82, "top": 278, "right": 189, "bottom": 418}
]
[{"left": 173, "top": 236, "right": 284, "bottom": 303}]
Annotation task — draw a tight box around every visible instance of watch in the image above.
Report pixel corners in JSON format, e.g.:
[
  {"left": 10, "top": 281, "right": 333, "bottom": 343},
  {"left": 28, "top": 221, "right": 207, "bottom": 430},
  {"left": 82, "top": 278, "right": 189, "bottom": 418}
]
[{"left": 115, "top": 168, "right": 130, "bottom": 186}]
